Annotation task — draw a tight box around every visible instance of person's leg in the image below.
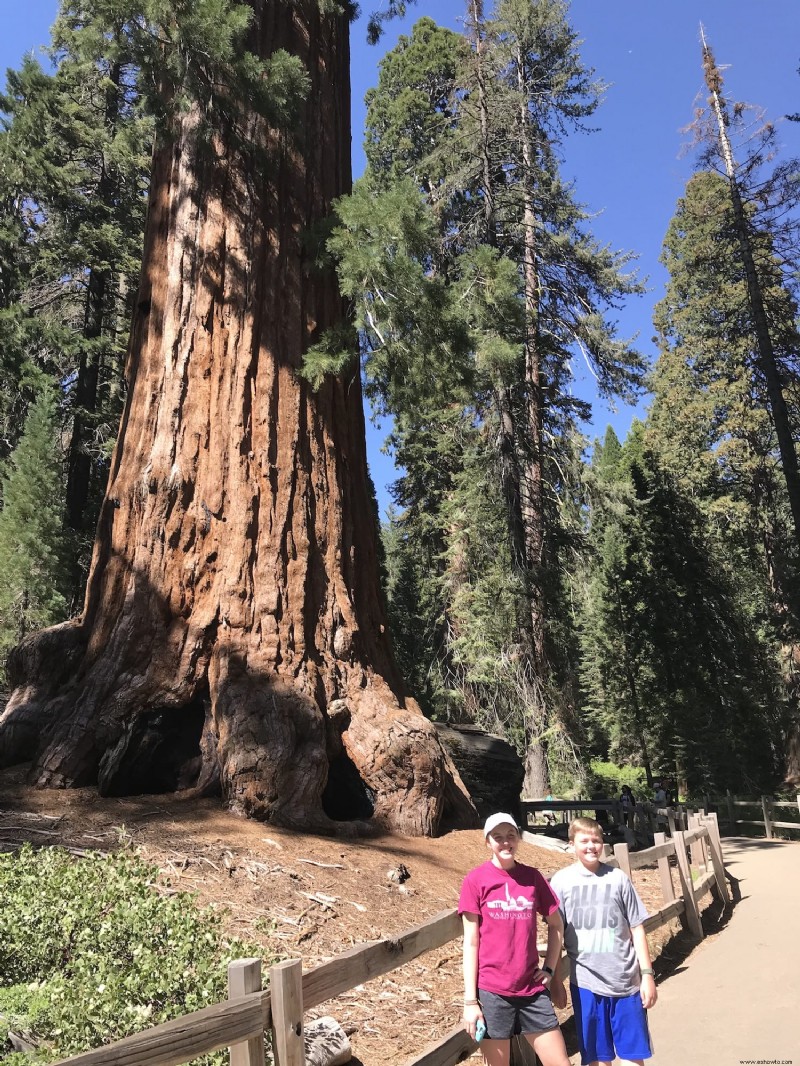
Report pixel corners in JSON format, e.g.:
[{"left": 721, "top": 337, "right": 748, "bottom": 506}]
[
  {"left": 476, "top": 991, "right": 515, "bottom": 1066},
  {"left": 571, "top": 985, "right": 615, "bottom": 1066},
  {"left": 479, "top": 1039, "right": 511, "bottom": 1066},
  {"left": 609, "top": 991, "right": 652, "bottom": 1064},
  {"left": 524, "top": 1027, "right": 570, "bottom": 1066}
]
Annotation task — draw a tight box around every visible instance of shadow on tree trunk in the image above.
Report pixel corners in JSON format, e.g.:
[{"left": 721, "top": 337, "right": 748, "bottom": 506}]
[{"left": 0, "top": 557, "right": 476, "bottom": 836}]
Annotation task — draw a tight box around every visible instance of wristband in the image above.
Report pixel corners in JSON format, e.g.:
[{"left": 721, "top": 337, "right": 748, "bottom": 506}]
[
  {"left": 542, "top": 965, "right": 554, "bottom": 976},
  {"left": 640, "top": 967, "right": 654, "bottom": 976},
  {"left": 463, "top": 999, "right": 479, "bottom": 1006}
]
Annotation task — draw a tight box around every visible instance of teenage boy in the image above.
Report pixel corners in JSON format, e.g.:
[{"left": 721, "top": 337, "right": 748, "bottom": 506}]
[{"left": 550, "top": 817, "right": 657, "bottom": 1066}]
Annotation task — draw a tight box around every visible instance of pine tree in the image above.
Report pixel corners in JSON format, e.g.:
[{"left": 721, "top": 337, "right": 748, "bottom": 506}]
[
  {"left": 693, "top": 34, "right": 800, "bottom": 552},
  {"left": 579, "top": 423, "right": 784, "bottom": 794},
  {"left": 652, "top": 169, "right": 798, "bottom": 623},
  {"left": 650, "top": 159, "right": 800, "bottom": 787},
  {"left": 312, "top": 2, "right": 644, "bottom": 792},
  {"left": 577, "top": 427, "right": 654, "bottom": 784},
  {"left": 0, "top": 19, "right": 152, "bottom": 599},
  {"left": 0, "top": 386, "right": 72, "bottom": 664}
]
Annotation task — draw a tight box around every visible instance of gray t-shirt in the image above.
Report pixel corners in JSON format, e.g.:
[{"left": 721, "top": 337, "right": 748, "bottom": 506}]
[{"left": 549, "top": 862, "right": 649, "bottom": 996}]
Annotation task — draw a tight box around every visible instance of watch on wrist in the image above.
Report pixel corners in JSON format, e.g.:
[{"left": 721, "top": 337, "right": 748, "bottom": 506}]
[
  {"left": 640, "top": 967, "right": 654, "bottom": 976},
  {"left": 542, "top": 965, "right": 554, "bottom": 976}
]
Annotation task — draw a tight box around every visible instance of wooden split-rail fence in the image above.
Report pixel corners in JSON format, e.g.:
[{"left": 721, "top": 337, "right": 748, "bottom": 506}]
[
  {"left": 48, "top": 812, "right": 730, "bottom": 1066},
  {"left": 521, "top": 793, "right": 800, "bottom": 842},
  {"left": 521, "top": 796, "right": 707, "bottom": 838},
  {"left": 719, "top": 793, "right": 800, "bottom": 839}
]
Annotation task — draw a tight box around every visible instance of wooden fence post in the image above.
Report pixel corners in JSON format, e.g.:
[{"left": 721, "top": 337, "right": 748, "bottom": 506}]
[
  {"left": 271, "top": 959, "right": 305, "bottom": 1066},
  {"left": 228, "top": 959, "right": 266, "bottom": 1066},
  {"left": 636, "top": 803, "right": 645, "bottom": 832},
  {"left": 653, "top": 832, "right": 675, "bottom": 905},
  {"left": 613, "top": 842, "right": 631, "bottom": 880},
  {"left": 688, "top": 814, "right": 707, "bottom": 870},
  {"left": 761, "top": 796, "right": 773, "bottom": 839},
  {"left": 666, "top": 808, "right": 676, "bottom": 836},
  {"left": 700, "top": 814, "right": 730, "bottom": 905},
  {"left": 672, "top": 829, "right": 703, "bottom": 939},
  {"left": 510, "top": 1034, "right": 539, "bottom": 1065}
]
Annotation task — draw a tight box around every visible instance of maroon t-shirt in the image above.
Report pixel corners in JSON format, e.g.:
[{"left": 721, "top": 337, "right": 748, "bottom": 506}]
[{"left": 458, "top": 860, "right": 559, "bottom": 996}]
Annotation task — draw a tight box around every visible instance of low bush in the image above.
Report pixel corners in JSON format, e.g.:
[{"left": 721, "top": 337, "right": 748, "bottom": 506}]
[
  {"left": 589, "top": 760, "right": 647, "bottom": 798},
  {"left": 0, "top": 844, "right": 269, "bottom": 1064}
]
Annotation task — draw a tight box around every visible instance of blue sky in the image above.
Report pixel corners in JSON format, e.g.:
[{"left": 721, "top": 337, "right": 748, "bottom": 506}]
[{"left": 2, "top": 1, "right": 799, "bottom": 512}]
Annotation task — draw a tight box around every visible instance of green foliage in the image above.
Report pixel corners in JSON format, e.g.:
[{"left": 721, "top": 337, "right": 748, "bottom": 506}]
[
  {"left": 0, "top": 387, "right": 72, "bottom": 665},
  {"left": 364, "top": 17, "right": 466, "bottom": 191},
  {"left": 644, "top": 163, "right": 799, "bottom": 789},
  {"left": 328, "top": 3, "right": 644, "bottom": 794},
  {"left": 366, "top": 0, "right": 417, "bottom": 46},
  {"left": 0, "top": 845, "right": 269, "bottom": 1064},
  {"left": 52, "top": 1, "right": 308, "bottom": 131},
  {"left": 303, "top": 175, "right": 473, "bottom": 414},
  {"left": 578, "top": 425, "right": 785, "bottom": 795},
  {"left": 651, "top": 169, "right": 799, "bottom": 623},
  {"left": 588, "top": 760, "right": 647, "bottom": 797},
  {"left": 0, "top": 20, "right": 153, "bottom": 596}
]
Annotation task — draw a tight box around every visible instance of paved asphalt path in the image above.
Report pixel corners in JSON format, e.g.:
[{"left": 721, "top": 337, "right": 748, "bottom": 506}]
[
  {"left": 562, "top": 836, "right": 799, "bottom": 1065},
  {"left": 646, "top": 836, "right": 799, "bottom": 1066}
]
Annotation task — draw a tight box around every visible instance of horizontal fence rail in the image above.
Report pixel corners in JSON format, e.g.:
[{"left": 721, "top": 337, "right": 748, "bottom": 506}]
[
  {"left": 719, "top": 793, "right": 800, "bottom": 839},
  {"left": 50, "top": 989, "right": 271, "bottom": 1066},
  {"left": 48, "top": 813, "right": 731, "bottom": 1066},
  {"left": 523, "top": 791, "right": 800, "bottom": 845},
  {"left": 520, "top": 797, "right": 697, "bottom": 839},
  {"left": 303, "top": 909, "right": 462, "bottom": 1011}
]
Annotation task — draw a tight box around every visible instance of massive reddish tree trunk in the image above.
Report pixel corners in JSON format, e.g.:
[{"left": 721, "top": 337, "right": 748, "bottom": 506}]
[{"left": 0, "top": 1, "right": 475, "bottom": 836}]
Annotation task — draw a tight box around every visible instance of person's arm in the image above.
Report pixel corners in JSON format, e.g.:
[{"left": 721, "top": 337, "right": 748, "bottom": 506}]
[
  {"left": 536, "top": 908, "right": 567, "bottom": 1008},
  {"left": 533, "top": 908, "right": 563, "bottom": 985},
  {"left": 632, "top": 923, "right": 657, "bottom": 1008},
  {"left": 461, "top": 913, "right": 484, "bottom": 1037}
]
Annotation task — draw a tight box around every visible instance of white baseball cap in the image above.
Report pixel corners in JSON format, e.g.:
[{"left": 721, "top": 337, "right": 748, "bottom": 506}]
[{"left": 483, "top": 812, "right": 519, "bottom": 838}]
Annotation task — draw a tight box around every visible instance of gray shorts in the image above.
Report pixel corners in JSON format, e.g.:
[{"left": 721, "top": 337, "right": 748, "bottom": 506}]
[{"left": 478, "top": 988, "right": 559, "bottom": 1040}]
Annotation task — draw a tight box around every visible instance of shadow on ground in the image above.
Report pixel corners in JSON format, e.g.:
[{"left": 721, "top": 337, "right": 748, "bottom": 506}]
[{"left": 651, "top": 878, "right": 742, "bottom": 987}]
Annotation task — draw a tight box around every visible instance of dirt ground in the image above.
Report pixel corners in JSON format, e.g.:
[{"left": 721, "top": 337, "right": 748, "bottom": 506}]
[{"left": 0, "top": 767, "right": 702, "bottom": 1065}]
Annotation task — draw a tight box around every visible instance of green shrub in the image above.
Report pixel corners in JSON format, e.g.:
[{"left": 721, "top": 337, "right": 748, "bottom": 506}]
[
  {"left": 0, "top": 845, "right": 271, "bottom": 1064},
  {"left": 589, "top": 760, "right": 647, "bottom": 798}
]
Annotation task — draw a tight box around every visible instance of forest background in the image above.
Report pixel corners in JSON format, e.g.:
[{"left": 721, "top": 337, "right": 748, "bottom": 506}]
[{"left": 1, "top": 0, "right": 799, "bottom": 806}]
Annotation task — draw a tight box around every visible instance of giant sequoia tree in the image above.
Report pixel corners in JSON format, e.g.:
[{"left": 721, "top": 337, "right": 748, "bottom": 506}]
[{"left": 0, "top": 0, "right": 474, "bottom": 835}]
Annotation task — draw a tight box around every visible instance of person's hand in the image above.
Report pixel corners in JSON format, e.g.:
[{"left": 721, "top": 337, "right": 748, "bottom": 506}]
[
  {"left": 533, "top": 966, "right": 553, "bottom": 989},
  {"left": 640, "top": 973, "right": 657, "bottom": 1009},
  {"left": 462, "top": 1001, "right": 484, "bottom": 1039}
]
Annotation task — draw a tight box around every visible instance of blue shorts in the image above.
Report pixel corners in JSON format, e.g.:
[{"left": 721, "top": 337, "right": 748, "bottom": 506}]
[{"left": 571, "top": 985, "right": 653, "bottom": 1064}]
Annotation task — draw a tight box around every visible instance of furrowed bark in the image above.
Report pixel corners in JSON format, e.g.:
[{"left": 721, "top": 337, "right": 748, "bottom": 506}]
[{"left": 0, "top": 0, "right": 475, "bottom": 836}]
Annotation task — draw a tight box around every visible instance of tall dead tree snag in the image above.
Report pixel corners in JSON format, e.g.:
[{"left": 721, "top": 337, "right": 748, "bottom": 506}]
[
  {"left": 701, "top": 32, "right": 800, "bottom": 551},
  {"left": 0, "top": 1, "right": 475, "bottom": 836}
]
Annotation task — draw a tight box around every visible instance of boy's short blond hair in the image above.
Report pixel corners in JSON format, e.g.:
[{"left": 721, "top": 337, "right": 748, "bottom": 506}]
[{"left": 568, "top": 816, "right": 604, "bottom": 842}]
